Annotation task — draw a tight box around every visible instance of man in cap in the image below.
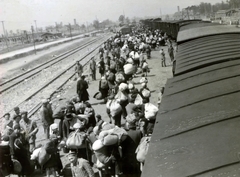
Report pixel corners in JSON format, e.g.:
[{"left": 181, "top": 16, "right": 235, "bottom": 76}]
[
  {"left": 40, "top": 99, "right": 54, "bottom": 139},
  {"left": 19, "top": 111, "right": 38, "bottom": 152},
  {"left": 64, "top": 150, "right": 94, "bottom": 177}
]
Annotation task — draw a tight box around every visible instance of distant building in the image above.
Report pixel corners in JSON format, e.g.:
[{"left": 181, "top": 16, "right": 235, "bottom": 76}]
[{"left": 215, "top": 10, "right": 227, "bottom": 19}]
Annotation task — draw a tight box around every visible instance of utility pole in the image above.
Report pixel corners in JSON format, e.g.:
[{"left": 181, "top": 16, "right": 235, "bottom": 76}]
[
  {"left": 34, "top": 20, "right": 38, "bottom": 35},
  {"left": 69, "top": 23, "right": 72, "bottom": 40},
  {"left": 31, "top": 25, "right": 36, "bottom": 54},
  {"left": 1, "top": 21, "right": 9, "bottom": 52}
]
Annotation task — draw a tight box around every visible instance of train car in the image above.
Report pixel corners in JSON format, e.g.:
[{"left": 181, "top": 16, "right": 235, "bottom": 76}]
[
  {"left": 119, "top": 25, "right": 132, "bottom": 35},
  {"left": 142, "top": 24, "right": 240, "bottom": 176}
]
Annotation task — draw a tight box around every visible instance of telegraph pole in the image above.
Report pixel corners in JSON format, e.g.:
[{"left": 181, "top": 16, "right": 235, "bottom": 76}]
[
  {"left": 1, "top": 21, "right": 9, "bottom": 52},
  {"left": 31, "top": 25, "right": 36, "bottom": 54},
  {"left": 69, "top": 23, "right": 72, "bottom": 40},
  {"left": 34, "top": 20, "right": 38, "bottom": 34}
]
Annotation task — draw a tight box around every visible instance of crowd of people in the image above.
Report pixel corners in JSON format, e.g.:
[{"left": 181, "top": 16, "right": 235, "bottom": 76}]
[{"left": 0, "top": 25, "right": 175, "bottom": 177}]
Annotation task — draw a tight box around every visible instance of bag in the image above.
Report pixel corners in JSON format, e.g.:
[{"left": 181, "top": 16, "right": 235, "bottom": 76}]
[
  {"left": 102, "top": 134, "right": 119, "bottom": 146},
  {"left": 12, "top": 159, "right": 22, "bottom": 174},
  {"left": 115, "top": 91, "right": 128, "bottom": 102},
  {"left": 109, "top": 99, "right": 122, "bottom": 116},
  {"left": 142, "top": 89, "right": 151, "bottom": 98},
  {"left": 38, "top": 148, "right": 51, "bottom": 166},
  {"left": 101, "top": 79, "right": 108, "bottom": 89},
  {"left": 142, "top": 62, "right": 148, "bottom": 69},
  {"left": 144, "top": 103, "right": 159, "bottom": 119},
  {"left": 124, "top": 64, "right": 136, "bottom": 75},
  {"left": 96, "top": 159, "right": 105, "bottom": 168},
  {"left": 126, "top": 113, "right": 137, "bottom": 124},
  {"left": 136, "top": 136, "right": 151, "bottom": 163},
  {"left": 118, "top": 83, "right": 128, "bottom": 92},
  {"left": 115, "top": 73, "right": 125, "bottom": 83},
  {"left": 92, "top": 139, "right": 104, "bottom": 151},
  {"left": 134, "top": 94, "right": 143, "bottom": 106},
  {"left": 94, "top": 92, "right": 102, "bottom": 100},
  {"left": 139, "top": 77, "right": 148, "bottom": 84},
  {"left": 126, "top": 58, "right": 134, "bottom": 64},
  {"left": 66, "top": 131, "right": 87, "bottom": 149}
]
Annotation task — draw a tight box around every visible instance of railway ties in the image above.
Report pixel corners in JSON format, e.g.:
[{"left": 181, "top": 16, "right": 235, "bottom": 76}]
[{"left": 0, "top": 34, "right": 112, "bottom": 121}]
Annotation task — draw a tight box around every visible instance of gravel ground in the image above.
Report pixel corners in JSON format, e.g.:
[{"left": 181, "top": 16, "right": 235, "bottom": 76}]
[{"left": 1, "top": 37, "right": 173, "bottom": 176}]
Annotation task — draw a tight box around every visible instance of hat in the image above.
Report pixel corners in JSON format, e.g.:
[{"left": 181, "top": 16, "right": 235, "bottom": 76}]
[
  {"left": 3, "top": 113, "right": 10, "bottom": 117},
  {"left": 96, "top": 114, "right": 101, "bottom": 119},
  {"left": 68, "top": 150, "right": 77, "bottom": 155},
  {"left": 13, "top": 107, "right": 20, "bottom": 111}
]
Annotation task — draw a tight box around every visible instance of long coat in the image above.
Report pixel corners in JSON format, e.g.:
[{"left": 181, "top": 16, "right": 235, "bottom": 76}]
[{"left": 77, "top": 79, "right": 89, "bottom": 102}]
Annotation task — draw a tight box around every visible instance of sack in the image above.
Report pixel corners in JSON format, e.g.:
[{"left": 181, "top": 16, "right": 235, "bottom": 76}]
[
  {"left": 38, "top": 148, "right": 51, "bottom": 166},
  {"left": 30, "top": 147, "right": 42, "bottom": 160},
  {"left": 126, "top": 113, "right": 137, "bottom": 124},
  {"left": 126, "top": 58, "right": 134, "bottom": 64},
  {"left": 118, "top": 83, "right": 128, "bottom": 92},
  {"left": 139, "top": 77, "right": 148, "bottom": 84},
  {"left": 115, "top": 73, "right": 125, "bottom": 83},
  {"left": 94, "top": 92, "right": 102, "bottom": 100},
  {"left": 92, "top": 139, "right": 104, "bottom": 151},
  {"left": 144, "top": 103, "right": 159, "bottom": 119},
  {"left": 142, "top": 89, "right": 151, "bottom": 98},
  {"left": 102, "top": 134, "right": 118, "bottom": 146},
  {"left": 66, "top": 131, "right": 87, "bottom": 149},
  {"left": 101, "top": 79, "right": 108, "bottom": 89},
  {"left": 108, "top": 99, "right": 122, "bottom": 116},
  {"left": 115, "top": 91, "right": 128, "bottom": 102},
  {"left": 136, "top": 136, "right": 151, "bottom": 163},
  {"left": 96, "top": 159, "right": 105, "bottom": 168},
  {"left": 124, "top": 64, "right": 136, "bottom": 75},
  {"left": 134, "top": 94, "right": 143, "bottom": 106},
  {"left": 142, "top": 62, "right": 148, "bottom": 69}
]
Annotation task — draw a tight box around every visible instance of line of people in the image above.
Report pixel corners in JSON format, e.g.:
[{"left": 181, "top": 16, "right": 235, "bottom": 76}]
[{"left": 0, "top": 25, "right": 170, "bottom": 177}]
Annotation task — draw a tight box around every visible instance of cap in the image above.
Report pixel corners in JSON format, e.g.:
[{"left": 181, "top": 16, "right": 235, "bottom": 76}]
[
  {"left": 96, "top": 114, "right": 101, "bottom": 119},
  {"left": 3, "top": 113, "right": 10, "bottom": 117},
  {"left": 68, "top": 150, "right": 77, "bottom": 155}
]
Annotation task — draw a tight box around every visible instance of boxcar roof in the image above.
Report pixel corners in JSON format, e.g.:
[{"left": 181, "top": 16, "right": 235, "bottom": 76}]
[
  {"left": 142, "top": 60, "right": 240, "bottom": 177},
  {"left": 174, "top": 33, "right": 240, "bottom": 75},
  {"left": 177, "top": 25, "right": 240, "bottom": 43}
]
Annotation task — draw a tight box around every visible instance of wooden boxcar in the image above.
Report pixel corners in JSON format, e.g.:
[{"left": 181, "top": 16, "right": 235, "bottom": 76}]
[{"left": 142, "top": 24, "right": 240, "bottom": 176}]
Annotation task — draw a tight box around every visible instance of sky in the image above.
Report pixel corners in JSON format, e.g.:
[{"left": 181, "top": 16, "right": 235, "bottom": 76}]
[{"left": 0, "top": 0, "right": 222, "bottom": 35}]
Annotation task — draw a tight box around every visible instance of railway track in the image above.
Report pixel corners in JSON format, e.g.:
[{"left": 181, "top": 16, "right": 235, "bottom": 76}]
[
  {"left": 0, "top": 36, "right": 103, "bottom": 94},
  {"left": 0, "top": 34, "right": 111, "bottom": 119}
]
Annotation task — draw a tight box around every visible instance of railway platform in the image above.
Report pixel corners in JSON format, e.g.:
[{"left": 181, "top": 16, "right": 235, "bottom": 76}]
[{"left": 0, "top": 33, "right": 90, "bottom": 63}]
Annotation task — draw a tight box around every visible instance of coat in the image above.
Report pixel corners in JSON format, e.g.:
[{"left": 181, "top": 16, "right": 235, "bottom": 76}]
[{"left": 77, "top": 79, "right": 89, "bottom": 102}]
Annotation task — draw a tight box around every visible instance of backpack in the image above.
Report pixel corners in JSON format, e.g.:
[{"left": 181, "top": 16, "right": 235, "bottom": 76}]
[
  {"left": 66, "top": 130, "right": 87, "bottom": 149},
  {"left": 101, "top": 79, "right": 108, "bottom": 89}
]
